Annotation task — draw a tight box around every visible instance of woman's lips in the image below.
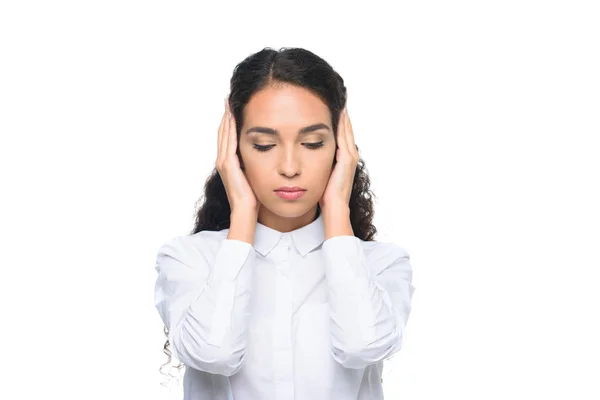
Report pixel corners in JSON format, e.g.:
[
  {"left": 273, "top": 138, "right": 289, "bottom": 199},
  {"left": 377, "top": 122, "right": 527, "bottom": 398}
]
[{"left": 274, "top": 190, "right": 306, "bottom": 200}]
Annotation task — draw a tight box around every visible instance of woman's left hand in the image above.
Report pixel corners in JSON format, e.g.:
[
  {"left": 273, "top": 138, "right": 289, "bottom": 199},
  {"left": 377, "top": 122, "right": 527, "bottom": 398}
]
[{"left": 319, "top": 107, "right": 359, "bottom": 214}]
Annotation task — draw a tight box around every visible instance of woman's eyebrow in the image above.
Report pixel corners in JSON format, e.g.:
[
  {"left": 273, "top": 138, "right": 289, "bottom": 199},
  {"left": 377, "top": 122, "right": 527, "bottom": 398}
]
[{"left": 245, "top": 123, "right": 330, "bottom": 136}]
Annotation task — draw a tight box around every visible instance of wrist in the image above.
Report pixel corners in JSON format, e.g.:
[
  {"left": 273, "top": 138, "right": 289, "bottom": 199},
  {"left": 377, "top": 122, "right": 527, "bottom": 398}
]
[
  {"left": 321, "top": 205, "right": 350, "bottom": 220},
  {"left": 228, "top": 211, "right": 258, "bottom": 245},
  {"left": 322, "top": 206, "right": 353, "bottom": 240}
]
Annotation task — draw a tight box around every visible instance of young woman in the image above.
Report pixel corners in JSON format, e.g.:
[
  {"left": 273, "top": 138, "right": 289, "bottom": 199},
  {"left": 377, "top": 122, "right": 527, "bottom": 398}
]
[{"left": 153, "top": 47, "right": 416, "bottom": 400}]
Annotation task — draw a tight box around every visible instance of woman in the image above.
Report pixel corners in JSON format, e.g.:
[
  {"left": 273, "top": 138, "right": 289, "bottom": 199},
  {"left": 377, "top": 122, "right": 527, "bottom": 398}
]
[{"left": 153, "top": 47, "right": 416, "bottom": 400}]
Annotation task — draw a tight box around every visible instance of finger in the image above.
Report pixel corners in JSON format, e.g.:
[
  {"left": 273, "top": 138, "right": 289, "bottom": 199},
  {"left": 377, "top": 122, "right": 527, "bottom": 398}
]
[
  {"left": 217, "top": 103, "right": 227, "bottom": 164},
  {"left": 345, "top": 109, "right": 357, "bottom": 157},
  {"left": 228, "top": 112, "right": 238, "bottom": 157},
  {"left": 337, "top": 108, "right": 348, "bottom": 156},
  {"left": 222, "top": 101, "right": 231, "bottom": 162}
]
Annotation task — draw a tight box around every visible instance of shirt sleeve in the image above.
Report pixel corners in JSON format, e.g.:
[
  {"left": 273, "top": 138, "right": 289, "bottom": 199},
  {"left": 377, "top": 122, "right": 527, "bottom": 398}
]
[
  {"left": 322, "top": 235, "right": 416, "bottom": 369},
  {"left": 153, "top": 235, "right": 256, "bottom": 376}
]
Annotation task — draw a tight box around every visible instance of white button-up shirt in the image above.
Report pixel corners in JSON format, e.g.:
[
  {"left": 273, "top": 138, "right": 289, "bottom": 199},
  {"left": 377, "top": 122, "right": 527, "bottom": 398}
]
[{"left": 154, "top": 212, "right": 415, "bottom": 400}]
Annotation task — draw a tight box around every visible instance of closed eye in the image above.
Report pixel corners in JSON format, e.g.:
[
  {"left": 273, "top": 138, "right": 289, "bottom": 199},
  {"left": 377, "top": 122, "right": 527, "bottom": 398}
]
[
  {"left": 252, "top": 142, "right": 325, "bottom": 152},
  {"left": 304, "top": 141, "right": 325, "bottom": 149}
]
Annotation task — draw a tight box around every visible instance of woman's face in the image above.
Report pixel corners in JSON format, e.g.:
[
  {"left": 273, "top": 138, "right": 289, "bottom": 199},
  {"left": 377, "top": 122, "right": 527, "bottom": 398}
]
[{"left": 238, "top": 84, "right": 336, "bottom": 231}]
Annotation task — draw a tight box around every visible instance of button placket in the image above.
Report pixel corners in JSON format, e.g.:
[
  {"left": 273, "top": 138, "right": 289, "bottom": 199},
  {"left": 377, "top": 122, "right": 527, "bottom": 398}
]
[{"left": 273, "top": 234, "right": 294, "bottom": 398}]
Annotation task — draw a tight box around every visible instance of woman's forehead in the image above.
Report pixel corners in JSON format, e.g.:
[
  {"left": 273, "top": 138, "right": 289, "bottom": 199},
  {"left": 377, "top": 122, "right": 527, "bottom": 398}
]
[{"left": 243, "top": 85, "right": 330, "bottom": 125}]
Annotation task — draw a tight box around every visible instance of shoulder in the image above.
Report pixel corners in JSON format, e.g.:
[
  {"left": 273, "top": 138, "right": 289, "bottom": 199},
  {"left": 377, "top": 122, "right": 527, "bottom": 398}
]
[
  {"left": 155, "top": 228, "right": 231, "bottom": 265},
  {"left": 361, "top": 238, "right": 410, "bottom": 262},
  {"left": 322, "top": 235, "right": 410, "bottom": 274},
  {"left": 359, "top": 237, "right": 412, "bottom": 278}
]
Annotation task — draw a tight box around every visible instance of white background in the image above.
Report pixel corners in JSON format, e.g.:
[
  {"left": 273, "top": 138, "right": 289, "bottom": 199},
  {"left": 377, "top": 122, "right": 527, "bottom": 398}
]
[{"left": 1, "top": 1, "right": 598, "bottom": 399}]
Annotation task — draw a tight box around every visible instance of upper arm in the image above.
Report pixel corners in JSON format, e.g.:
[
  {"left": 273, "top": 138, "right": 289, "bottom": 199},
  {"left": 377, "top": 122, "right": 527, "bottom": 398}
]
[
  {"left": 153, "top": 235, "right": 211, "bottom": 331},
  {"left": 372, "top": 244, "right": 416, "bottom": 322}
]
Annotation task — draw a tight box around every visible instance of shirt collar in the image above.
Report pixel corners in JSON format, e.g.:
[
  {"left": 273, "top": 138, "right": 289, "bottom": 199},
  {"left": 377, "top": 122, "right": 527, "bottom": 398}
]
[{"left": 253, "top": 211, "right": 325, "bottom": 257}]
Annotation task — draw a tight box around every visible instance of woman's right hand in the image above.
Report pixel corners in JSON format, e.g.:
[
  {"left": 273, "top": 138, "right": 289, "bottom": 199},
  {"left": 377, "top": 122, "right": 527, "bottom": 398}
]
[{"left": 216, "top": 97, "right": 260, "bottom": 216}]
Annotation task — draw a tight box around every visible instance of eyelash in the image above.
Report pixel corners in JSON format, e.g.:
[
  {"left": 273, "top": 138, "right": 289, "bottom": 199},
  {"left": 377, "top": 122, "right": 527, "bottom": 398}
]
[{"left": 252, "top": 142, "right": 324, "bottom": 152}]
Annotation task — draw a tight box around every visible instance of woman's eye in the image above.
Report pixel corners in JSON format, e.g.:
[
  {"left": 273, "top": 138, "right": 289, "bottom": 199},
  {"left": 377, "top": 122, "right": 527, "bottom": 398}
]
[
  {"left": 253, "top": 144, "right": 274, "bottom": 152},
  {"left": 304, "top": 141, "right": 324, "bottom": 149},
  {"left": 252, "top": 142, "right": 324, "bottom": 152}
]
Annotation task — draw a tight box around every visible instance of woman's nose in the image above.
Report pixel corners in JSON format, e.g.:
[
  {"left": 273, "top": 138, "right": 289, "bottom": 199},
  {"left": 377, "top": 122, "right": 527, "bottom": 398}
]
[{"left": 278, "top": 149, "right": 301, "bottom": 177}]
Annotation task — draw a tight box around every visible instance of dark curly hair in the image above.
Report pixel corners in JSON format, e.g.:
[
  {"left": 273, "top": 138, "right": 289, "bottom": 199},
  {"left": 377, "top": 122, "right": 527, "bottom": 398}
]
[{"left": 159, "top": 46, "right": 379, "bottom": 379}]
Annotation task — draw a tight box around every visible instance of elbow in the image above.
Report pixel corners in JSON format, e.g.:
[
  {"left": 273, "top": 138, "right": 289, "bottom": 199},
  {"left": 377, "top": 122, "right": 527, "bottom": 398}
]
[
  {"left": 171, "top": 325, "right": 247, "bottom": 376},
  {"left": 184, "top": 345, "right": 245, "bottom": 377},
  {"left": 331, "top": 327, "right": 403, "bottom": 369}
]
